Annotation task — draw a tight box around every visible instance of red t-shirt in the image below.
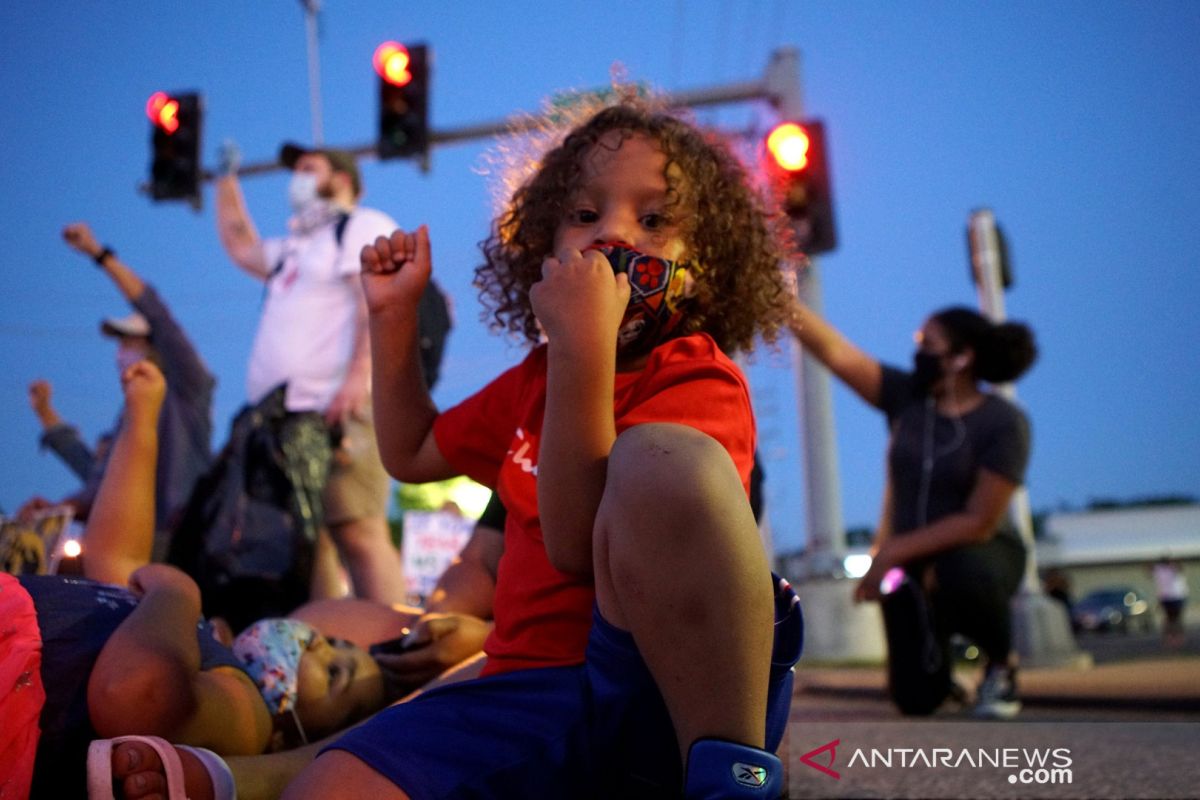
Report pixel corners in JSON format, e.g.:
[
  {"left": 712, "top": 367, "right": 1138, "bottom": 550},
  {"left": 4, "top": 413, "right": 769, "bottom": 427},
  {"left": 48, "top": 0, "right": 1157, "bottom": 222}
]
[{"left": 432, "top": 333, "right": 756, "bottom": 675}]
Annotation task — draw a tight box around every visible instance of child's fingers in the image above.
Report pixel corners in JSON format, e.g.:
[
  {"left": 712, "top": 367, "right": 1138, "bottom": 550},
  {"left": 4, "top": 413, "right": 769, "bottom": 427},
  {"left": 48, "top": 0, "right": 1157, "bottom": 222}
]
[
  {"left": 393, "top": 230, "right": 412, "bottom": 261},
  {"left": 363, "top": 235, "right": 399, "bottom": 274},
  {"left": 120, "top": 361, "right": 165, "bottom": 392},
  {"left": 414, "top": 225, "right": 431, "bottom": 269},
  {"left": 539, "top": 255, "right": 561, "bottom": 281},
  {"left": 360, "top": 242, "right": 383, "bottom": 273},
  {"left": 613, "top": 271, "right": 631, "bottom": 301},
  {"left": 555, "top": 247, "right": 583, "bottom": 266},
  {"left": 389, "top": 229, "right": 415, "bottom": 265}
]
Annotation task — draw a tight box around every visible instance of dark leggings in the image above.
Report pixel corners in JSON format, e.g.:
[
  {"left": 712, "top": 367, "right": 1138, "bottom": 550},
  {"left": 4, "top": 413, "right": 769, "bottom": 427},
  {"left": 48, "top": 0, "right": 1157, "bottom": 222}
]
[{"left": 881, "top": 534, "right": 1026, "bottom": 715}]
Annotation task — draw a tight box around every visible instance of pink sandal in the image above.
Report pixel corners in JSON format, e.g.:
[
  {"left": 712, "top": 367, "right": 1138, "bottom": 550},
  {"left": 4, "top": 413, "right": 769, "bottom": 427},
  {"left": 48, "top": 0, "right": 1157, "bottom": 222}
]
[{"left": 87, "top": 735, "right": 235, "bottom": 800}]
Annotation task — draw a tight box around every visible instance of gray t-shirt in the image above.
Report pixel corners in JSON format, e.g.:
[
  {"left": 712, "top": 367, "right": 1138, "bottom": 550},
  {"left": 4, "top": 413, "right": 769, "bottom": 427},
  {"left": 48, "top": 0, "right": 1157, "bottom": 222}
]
[{"left": 879, "top": 365, "right": 1031, "bottom": 541}]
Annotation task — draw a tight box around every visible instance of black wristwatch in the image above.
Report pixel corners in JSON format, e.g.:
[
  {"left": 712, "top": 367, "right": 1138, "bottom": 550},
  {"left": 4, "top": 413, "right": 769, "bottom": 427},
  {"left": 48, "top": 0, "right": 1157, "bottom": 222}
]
[{"left": 93, "top": 247, "right": 115, "bottom": 266}]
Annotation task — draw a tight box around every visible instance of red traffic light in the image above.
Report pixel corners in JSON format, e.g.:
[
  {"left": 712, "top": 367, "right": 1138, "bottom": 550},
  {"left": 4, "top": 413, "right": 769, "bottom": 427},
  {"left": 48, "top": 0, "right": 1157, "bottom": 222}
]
[
  {"left": 146, "top": 91, "right": 181, "bottom": 135},
  {"left": 765, "top": 119, "right": 836, "bottom": 254},
  {"left": 766, "top": 122, "right": 810, "bottom": 172},
  {"left": 374, "top": 41, "right": 413, "bottom": 87}
]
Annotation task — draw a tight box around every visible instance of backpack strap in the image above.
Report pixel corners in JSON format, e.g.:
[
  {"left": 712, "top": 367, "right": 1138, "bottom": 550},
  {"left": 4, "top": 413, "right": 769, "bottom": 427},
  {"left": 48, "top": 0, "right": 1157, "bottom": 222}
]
[
  {"left": 264, "top": 211, "right": 353, "bottom": 294},
  {"left": 333, "top": 212, "right": 352, "bottom": 248}
]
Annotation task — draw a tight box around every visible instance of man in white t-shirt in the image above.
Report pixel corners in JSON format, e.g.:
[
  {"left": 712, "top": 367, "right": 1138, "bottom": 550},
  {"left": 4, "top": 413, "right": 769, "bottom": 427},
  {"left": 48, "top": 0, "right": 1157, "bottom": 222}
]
[{"left": 214, "top": 144, "right": 405, "bottom": 605}]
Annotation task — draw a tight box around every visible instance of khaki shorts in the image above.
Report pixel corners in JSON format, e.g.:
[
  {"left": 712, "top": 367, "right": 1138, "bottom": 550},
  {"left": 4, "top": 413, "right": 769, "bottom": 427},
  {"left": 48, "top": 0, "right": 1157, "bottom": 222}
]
[{"left": 323, "top": 410, "right": 391, "bottom": 525}]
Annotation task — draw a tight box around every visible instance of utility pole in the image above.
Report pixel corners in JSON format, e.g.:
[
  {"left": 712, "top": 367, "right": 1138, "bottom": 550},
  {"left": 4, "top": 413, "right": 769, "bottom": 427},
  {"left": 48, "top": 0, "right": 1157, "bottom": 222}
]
[
  {"left": 767, "top": 50, "right": 847, "bottom": 578},
  {"left": 300, "top": 0, "right": 324, "bottom": 145},
  {"left": 968, "top": 209, "right": 1088, "bottom": 668}
]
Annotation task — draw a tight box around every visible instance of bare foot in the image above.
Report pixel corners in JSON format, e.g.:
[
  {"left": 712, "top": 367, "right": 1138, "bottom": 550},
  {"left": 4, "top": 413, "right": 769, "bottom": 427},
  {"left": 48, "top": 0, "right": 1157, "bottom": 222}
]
[{"left": 110, "top": 739, "right": 215, "bottom": 800}]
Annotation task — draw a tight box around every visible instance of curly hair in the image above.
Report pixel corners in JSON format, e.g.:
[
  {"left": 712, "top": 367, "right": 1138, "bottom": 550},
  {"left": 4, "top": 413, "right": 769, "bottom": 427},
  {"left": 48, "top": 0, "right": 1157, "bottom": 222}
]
[
  {"left": 932, "top": 306, "right": 1038, "bottom": 384},
  {"left": 475, "top": 96, "right": 796, "bottom": 354}
]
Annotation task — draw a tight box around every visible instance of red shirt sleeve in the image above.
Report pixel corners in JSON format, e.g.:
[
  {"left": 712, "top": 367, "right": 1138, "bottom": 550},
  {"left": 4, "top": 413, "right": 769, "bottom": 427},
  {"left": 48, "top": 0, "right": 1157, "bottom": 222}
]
[{"left": 432, "top": 348, "right": 544, "bottom": 487}]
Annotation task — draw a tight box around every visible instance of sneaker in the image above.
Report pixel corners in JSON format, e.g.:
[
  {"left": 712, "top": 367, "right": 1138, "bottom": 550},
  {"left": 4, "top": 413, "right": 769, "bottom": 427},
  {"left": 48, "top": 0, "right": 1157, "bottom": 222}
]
[{"left": 973, "top": 665, "right": 1021, "bottom": 720}]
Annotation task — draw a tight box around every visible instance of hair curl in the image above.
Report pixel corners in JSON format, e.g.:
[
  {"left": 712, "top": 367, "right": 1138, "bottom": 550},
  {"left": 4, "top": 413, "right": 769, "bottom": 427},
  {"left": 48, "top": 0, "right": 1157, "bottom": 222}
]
[
  {"left": 475, "top": 96, "right": 796, "bottom": 353},
  {"left": 932, "top": 306, "right": 1038, "bottom": 384}
]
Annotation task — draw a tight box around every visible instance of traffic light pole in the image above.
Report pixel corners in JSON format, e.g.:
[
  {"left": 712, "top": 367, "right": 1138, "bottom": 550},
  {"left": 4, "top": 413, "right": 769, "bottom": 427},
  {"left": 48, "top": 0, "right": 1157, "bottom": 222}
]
[
  {"left": 198, "top": 50, "right": 797, "bottom": 182},
  {"left": 968, "top": 209, "right": 1087, "bottom": 669},
  {"left": 967, "top": 209, "right": 1038, "bottom": 588},
  {"left": 767, "top": 49, "right": 847, "bottom": 577},
  {"left": 300, "top": 0, "right": 325, "bottom": 146}
]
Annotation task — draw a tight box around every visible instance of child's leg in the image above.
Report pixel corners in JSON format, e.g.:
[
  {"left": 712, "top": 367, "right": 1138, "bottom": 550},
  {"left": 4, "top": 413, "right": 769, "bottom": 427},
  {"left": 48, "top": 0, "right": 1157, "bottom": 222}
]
[
  {"left": 593, "top": 423, "right": 774, "bottom": 761},
  {"left": 281, "top": 751, "right": 411, "bottom": 800}
]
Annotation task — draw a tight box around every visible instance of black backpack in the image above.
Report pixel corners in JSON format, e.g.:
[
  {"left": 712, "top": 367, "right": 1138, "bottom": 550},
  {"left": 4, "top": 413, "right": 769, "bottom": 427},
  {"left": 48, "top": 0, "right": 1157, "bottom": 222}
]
[{"left": 168, "top": 386, "right": 330, "bottom": 632}]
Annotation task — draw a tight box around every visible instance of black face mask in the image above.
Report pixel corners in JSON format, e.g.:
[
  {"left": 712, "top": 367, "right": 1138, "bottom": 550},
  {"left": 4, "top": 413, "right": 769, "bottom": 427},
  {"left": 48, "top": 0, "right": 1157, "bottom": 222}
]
[{"left": 912, "top": 351, "right": 943, "bottom": 392}]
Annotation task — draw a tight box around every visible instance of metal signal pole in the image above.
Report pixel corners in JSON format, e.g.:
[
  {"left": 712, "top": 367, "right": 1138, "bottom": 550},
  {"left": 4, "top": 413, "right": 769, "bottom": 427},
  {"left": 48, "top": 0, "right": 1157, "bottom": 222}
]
[
  {"left": 301, "top": 0, "right": 324, "bottom": 145},
  {"left": 766, "top": 49, "right": 846, "bottom": 576},
  {"left": 968, "top": 209, "right": 1088, "bottom": 668}
]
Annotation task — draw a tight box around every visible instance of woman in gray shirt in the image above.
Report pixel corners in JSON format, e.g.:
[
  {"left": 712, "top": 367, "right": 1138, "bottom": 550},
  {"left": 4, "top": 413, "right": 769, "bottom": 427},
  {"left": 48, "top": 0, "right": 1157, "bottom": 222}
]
[{"left": 790, "top": 302, "right": 1037, "bottom": 719}]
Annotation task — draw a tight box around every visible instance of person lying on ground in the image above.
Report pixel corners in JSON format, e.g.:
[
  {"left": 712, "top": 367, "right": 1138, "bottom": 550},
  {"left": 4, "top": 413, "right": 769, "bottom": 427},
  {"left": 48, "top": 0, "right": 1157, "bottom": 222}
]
[
  {"left": 2, "top": 363, "right": 496, "bottom": 798},
  {"left": 90, "top": 492, "right": 507, "bottom": 800}
]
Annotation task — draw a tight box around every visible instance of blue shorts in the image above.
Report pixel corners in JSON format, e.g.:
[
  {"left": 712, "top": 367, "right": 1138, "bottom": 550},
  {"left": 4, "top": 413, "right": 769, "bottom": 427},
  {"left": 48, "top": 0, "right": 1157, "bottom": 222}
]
[{"left": 325, "top": 574, "right": 802, "bottom": 799}]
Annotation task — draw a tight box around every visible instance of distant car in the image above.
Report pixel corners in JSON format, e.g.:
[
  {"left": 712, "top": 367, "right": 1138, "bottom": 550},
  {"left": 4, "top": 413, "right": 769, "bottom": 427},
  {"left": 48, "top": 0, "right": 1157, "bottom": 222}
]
[{"left": 1072, "top": 587, "right": 1154, "bottom": 633}]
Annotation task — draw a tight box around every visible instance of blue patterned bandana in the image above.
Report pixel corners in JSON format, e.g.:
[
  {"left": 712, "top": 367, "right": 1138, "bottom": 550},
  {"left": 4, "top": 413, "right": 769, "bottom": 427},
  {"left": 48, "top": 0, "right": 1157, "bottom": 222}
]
[{"left": 232, "top": 618, "right": 318, "bottom": 716}]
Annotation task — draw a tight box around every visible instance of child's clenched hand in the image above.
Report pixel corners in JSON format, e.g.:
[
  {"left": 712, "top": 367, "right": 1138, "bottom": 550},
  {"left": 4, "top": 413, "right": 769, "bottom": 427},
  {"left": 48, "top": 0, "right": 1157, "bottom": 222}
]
[
  {"left": 121, "top": 360, "right": 166, "bottom": 425},
  {"left": 360, "top": 225, "right": 432, "bottom": 315},
  {"left": 531, "top": 247, "right": 630, "bottom": 355}
]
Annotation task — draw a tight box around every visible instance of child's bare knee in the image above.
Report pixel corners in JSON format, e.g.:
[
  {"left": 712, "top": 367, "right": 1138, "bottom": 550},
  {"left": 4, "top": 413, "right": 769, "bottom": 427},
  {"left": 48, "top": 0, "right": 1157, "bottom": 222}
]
[
  {"left": 602, "top": 423, "right": 751, "bottom": 560},
  {"left": 607, "top": 423, "right": 739, "bottom": 504}
]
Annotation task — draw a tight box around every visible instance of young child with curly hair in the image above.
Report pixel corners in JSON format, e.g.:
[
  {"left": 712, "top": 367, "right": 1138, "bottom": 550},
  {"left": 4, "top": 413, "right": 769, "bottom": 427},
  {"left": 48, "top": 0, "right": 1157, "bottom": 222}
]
[{"left": 285, "top": 98, "right": 804, "bottom": 800}]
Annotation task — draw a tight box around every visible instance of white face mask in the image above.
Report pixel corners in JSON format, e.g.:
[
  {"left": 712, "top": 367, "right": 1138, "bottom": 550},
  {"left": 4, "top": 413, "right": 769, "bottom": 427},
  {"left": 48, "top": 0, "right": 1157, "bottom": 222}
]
[
  {"left": 116, "top": 345, "right": 145, "bottom": 374},
  {"left": 288, "top": 172, "right": 321, "bottom": 212}
]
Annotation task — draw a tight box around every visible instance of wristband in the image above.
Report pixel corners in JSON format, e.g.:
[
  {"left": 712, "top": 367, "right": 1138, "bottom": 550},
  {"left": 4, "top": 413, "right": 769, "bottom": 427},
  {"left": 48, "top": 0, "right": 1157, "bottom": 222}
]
[{"left": 93, "top": 247, "right": 115, "bottom": 266}]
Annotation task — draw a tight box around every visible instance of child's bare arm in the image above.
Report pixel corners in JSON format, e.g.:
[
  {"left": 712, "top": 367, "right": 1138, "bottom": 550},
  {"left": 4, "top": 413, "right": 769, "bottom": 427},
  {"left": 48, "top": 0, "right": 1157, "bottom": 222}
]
[
  {"left": 87, "top": 565, "right": 205, "bottom": 737},
  {"left": 89, "top": 564, "right": 273, "bottom": 753},
  {"left": 530, "top": 249, "right": 630, "bottom": 575},
  {"left": 82, "top": 361, "right": 164, "bottom": 585},
  {"left": 360, "top": 226, "right": 455, "bottom": 483}
]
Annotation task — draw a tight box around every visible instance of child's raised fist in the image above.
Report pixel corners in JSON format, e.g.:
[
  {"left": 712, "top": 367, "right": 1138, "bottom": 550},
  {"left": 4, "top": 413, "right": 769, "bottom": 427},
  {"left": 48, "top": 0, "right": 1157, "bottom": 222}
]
[
  {"left": 360, "top": 225, "right": 432, "bottom": 314},
  {"left": 121, "top": 360, "right": 167, "bottom": 419}
]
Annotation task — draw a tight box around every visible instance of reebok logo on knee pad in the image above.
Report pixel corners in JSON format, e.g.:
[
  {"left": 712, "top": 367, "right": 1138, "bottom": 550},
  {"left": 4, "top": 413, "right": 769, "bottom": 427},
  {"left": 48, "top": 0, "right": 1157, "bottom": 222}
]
[
  {"left": 686, "top": 738, "right": 782, "bottom": 798},
  {"left": 733, "top": 762, "right": 769, "bottom": 787}
]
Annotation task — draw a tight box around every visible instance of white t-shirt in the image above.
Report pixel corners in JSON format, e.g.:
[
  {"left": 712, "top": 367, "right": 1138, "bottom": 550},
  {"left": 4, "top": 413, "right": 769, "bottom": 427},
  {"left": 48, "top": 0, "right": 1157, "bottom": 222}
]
[
  {"left": 1153, "top": 563, "right": 1189, "bottom": 600},
  {"left": 248, "top": 206, "right": 397, "bottom": 412}
]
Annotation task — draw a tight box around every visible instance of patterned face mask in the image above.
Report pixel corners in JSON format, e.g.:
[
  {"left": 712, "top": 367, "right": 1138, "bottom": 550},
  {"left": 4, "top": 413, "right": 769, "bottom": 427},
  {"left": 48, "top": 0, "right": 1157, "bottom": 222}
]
[
  {"left": 588, "top": 243, "right": 695, "bottom": 358},
  {"left": 233, "top": 618, "right": 318, "bottom": 720}
]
